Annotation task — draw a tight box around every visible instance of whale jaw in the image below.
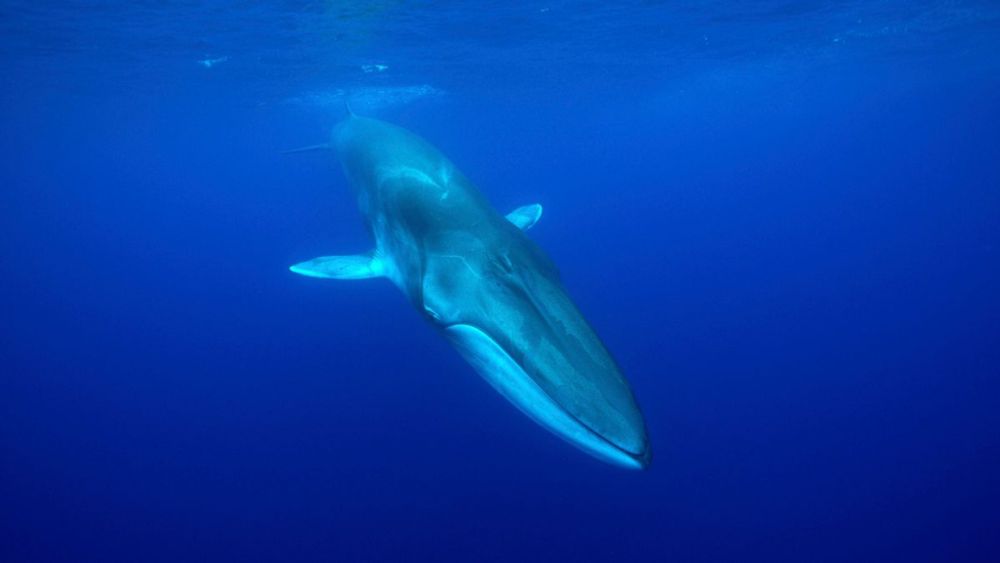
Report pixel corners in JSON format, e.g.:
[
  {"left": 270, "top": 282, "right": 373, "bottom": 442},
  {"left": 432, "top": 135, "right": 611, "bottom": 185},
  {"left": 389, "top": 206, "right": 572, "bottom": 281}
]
[{"left": 445, "top": 323, "right": 650, "bottom": 469}]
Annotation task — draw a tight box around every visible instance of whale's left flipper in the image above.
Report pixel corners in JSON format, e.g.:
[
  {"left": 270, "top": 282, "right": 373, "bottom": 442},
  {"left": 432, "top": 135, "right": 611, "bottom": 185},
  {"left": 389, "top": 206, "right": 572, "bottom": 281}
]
[
  {"left": 281, "top": 143, "right": 332, "bottom": 155},
  {"left": 290, "top": 254, "right": 384, "bottom": 279}
]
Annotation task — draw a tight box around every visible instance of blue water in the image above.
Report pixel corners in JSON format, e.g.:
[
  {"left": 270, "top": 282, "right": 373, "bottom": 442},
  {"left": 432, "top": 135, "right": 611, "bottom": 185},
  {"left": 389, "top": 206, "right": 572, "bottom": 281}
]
[{"left": 2, "top": 2, "right": 999, "bottom": 561}]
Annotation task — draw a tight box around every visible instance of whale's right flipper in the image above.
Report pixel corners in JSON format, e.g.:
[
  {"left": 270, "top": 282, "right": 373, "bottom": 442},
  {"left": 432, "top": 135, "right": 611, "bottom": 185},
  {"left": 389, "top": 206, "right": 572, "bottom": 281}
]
[
  {"left": 505, "top": 204, "right": 543, "bottom": 231},
  {"left": 290, "top": 254, "right": 384, "bottom": 280}
]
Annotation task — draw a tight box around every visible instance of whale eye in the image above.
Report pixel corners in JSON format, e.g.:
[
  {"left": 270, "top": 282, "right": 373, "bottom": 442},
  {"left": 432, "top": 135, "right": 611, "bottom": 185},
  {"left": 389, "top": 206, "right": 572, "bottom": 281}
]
[
  {"left": 424, "top": 305, "right": 441, "bottom": 321},
  {"left": 500, "top": 254, "right": 514, "bottom": 273},
  {"left": 490, "top": 252, "right": 514, "bottom": 276}
]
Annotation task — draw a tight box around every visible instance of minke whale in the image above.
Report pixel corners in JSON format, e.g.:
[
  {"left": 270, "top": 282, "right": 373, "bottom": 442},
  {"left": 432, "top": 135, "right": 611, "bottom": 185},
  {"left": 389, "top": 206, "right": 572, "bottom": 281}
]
[{"left": 288, "top": 114, "right": 651, "bottom": 469}]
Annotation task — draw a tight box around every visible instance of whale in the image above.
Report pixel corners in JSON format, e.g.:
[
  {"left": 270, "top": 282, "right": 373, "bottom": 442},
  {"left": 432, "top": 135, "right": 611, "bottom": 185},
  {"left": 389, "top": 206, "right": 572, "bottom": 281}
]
[{"left": 289, "top": 114, "right": 651, "bottom": 469}]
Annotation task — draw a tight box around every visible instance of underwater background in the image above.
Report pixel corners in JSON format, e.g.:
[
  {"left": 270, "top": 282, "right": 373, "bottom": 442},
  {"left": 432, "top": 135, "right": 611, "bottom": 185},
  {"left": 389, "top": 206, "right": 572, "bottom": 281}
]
[{"left": 2, "top": 2, "right": 999, "bottom": 561}]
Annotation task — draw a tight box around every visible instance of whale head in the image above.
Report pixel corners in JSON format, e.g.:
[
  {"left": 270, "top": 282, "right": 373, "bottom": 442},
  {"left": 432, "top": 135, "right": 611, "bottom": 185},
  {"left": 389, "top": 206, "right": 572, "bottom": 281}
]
[{"left": 420, "top": 228, "right": 651, "bottom": 469}]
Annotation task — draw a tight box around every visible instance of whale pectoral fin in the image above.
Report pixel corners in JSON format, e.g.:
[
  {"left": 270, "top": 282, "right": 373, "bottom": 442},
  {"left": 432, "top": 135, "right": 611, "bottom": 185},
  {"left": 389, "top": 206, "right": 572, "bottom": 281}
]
[
  {"left": 505, "top": 204, "right": 543, "bottom": 231},
  {"left": 281, "top": 143, "right": 331, "bottom": 155},
  {"left": 289, "top": 254, "right": 384, "bottom": 280}
]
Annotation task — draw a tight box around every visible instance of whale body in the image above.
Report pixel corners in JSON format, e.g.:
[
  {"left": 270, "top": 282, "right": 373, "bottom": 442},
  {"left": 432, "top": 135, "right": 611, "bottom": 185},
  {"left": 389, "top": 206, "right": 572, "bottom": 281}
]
[{"left": 290, "top": 115, "right": 651, "bottom": 469}]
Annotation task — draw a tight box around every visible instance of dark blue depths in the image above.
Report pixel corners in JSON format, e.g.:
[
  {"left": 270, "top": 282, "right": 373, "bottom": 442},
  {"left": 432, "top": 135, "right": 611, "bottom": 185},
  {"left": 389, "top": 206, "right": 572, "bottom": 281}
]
[{"left": 1, "top": 2, "right": 999, "bottom": 562}]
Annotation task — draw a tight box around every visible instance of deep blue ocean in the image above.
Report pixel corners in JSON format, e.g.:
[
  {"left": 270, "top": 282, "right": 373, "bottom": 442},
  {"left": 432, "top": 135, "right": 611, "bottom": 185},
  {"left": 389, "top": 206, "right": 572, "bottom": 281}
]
[{"left": 2, "top": 2, "right": 999, "bottom": 562}]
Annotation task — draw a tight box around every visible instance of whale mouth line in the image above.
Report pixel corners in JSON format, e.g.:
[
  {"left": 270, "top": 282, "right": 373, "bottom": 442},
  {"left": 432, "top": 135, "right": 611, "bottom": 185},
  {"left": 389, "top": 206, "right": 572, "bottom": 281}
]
[
  {"left": 558, "top": 404, "right": 650, "bottom": 466},
  {"left": 447, "top": 322, "right": 650, "bottom": 468}
]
